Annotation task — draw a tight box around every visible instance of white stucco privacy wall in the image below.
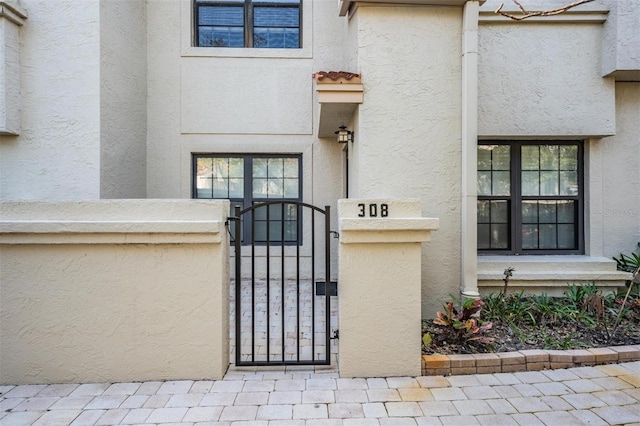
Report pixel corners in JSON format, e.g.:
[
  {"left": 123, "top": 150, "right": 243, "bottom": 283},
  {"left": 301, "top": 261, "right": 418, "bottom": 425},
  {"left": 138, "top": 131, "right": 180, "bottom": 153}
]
[
  {"left": 100, "top": 0, "right": 147, "bottom": 199},
  {"left": 0, "top": 200, "right": 230, "bottom": 385},
  {"left": 350, "top": 6, "right": 463, "bottom": 316},
  {"left": 0, "top": 0, "right": 101, "bottom": 200}
]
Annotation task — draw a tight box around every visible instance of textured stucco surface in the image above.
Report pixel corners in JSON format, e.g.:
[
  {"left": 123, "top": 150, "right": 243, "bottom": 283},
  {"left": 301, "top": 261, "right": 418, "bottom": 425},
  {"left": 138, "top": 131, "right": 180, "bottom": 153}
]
[
  {"left": 100, "top": 0, "right": 147, "bottom": 198},
  {"left": 602, "top": 0, "right": 640, "bottom": 79},
  {"left": 0, "top": 12, "right": 22, "bottom": 135},
  {"left": 600, "top": 82, "right": 640, "bottom": 256},
  {"left": 0, "top": 200, "right": 230, "bottom": 385},
  {"left": 0, "top": 0, "right": 101, "bottom": 200},
  {"left": 351, "top": 6, "right": 463, "bottom": 317},
  {"left": 338, "top": 199, "right": 435, "bottom": 377},
  {"left": 478, "top": 22, "right": 615, "bottom": 138}
]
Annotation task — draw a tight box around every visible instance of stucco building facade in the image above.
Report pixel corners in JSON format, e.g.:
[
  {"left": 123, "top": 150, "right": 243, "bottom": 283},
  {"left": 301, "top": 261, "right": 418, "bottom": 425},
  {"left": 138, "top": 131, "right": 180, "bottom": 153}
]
[{"left": 1, "top": 0, "right": 639, "bottom": 319}]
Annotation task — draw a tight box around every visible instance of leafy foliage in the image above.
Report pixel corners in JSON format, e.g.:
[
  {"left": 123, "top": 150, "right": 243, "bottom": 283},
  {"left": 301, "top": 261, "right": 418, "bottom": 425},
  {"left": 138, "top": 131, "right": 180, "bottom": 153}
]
[
  {"left": 613, "top": 242, "right": 640, "bottom": 275},
  {"left": 425, "top": 283, "right": 640, "bottom": 354},
  {"left": 426, "top": 298, "right": 494, "bottom": 350}
]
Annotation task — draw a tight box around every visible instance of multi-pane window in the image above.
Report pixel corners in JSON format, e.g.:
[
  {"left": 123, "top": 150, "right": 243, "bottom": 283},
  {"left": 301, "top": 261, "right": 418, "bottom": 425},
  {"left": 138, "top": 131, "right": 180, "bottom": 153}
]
[
  {"left": 194, "top": 0, "right": 301, "bottom": 48},
  {"left": 193, "top": 154, "right": 302, "bottom": 244},
  {"left": 478, "top": 142, "right": 583, "bottom": 254}
]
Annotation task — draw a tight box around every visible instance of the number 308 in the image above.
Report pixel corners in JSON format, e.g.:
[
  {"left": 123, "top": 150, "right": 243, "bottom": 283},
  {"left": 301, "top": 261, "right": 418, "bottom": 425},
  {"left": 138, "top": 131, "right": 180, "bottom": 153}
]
[{"left": 357, "top": 203, "right": 389, "bottom": 218}]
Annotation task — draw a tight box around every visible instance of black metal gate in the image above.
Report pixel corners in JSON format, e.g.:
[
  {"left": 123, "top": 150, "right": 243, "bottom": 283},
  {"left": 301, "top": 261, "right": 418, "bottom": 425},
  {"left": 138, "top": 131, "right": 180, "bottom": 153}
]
[{"left": 230, "top": 201, "right": 332, "bottom": 366}]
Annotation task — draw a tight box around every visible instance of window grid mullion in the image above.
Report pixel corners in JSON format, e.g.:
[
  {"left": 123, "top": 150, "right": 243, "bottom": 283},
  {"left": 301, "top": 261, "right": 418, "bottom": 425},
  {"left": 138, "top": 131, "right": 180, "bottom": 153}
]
[
  {"left": 245, "top": 0, "right": 253, "bottom": 48},
  {"left": 512, "top": 142, "right": 521, "bottom": 255}
]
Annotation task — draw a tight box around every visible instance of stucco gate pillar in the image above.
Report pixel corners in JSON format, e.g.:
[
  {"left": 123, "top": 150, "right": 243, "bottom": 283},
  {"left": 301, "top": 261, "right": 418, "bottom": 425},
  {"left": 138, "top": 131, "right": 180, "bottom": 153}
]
[{"left": 338, "top": 199, "right": 439, "bottom": 377}]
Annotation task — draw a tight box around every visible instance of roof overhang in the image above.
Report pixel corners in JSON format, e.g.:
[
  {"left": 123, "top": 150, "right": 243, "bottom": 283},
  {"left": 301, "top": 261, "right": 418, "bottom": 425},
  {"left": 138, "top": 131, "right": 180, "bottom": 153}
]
[{"left": 339, "top": 0, "right": 484, "bottom": 17}]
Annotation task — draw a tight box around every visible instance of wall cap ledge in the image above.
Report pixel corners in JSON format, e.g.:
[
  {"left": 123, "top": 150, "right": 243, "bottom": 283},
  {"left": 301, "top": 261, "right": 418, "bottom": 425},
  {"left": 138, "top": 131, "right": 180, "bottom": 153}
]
[{"left": 0, "top": 1, "right": 27, "bottom": 25}]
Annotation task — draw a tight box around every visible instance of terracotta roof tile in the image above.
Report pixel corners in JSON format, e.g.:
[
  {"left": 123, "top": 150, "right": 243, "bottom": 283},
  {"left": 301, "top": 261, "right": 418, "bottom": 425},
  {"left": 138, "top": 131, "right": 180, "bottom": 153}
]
[{"left": 313, "top": 71, "right": 361, "bottom": 82}]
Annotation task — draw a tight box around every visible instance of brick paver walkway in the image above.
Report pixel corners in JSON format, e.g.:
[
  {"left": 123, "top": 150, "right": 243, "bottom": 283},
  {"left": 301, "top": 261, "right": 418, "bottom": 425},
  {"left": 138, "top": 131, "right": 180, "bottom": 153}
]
[{"left": 1, "top": 362, "right": 639, "bottom": 425}]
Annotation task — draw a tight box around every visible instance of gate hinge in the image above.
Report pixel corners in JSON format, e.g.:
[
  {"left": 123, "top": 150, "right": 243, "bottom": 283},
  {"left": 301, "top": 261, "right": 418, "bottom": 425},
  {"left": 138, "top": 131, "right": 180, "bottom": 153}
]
[
  {"left": 331, "top": 329, "right": 339, "bottom": 339},
  {"left": 329, "top": 231, "right": 339, "bottom": 239}
]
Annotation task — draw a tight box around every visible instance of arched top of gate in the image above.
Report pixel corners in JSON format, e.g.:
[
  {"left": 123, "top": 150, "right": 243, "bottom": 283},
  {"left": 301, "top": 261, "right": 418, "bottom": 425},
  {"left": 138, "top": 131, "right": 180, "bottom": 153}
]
[{"left": 234, "top": 201, "right": 328, "bottom": 217}]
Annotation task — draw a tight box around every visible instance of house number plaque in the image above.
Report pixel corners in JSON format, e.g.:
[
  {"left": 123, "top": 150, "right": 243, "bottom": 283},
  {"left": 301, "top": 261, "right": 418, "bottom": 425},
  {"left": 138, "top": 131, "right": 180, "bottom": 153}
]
[{"left": 357, "top": 203, "right": 389, "bottom": 217}]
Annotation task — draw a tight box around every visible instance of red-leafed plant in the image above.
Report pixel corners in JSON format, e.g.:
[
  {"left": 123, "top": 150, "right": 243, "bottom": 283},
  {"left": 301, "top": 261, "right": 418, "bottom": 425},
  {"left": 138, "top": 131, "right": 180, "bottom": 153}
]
[{"left": 432, "top": 298, "right": 494, "bottom": 346}]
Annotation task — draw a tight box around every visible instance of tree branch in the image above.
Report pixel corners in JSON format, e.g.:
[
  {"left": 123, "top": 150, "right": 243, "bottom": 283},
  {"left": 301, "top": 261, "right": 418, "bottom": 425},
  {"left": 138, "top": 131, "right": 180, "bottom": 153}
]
[{"left": 495, "top": 0, "right": 595, "bottom": 21}]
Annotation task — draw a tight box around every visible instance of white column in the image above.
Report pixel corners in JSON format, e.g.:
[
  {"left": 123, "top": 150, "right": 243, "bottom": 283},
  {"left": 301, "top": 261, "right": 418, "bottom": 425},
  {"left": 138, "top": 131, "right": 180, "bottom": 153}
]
[{"left": 461, "top": 0, "right": 480, "bottom": 299}]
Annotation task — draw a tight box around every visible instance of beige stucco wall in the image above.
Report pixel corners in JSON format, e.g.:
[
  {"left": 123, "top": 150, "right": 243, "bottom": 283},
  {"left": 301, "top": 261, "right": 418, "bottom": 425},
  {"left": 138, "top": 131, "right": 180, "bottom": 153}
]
[
  {"left": 350, "top": 6, "right": 463, "bottom": 316},
  {"left": 0, "top": 200, "right": 230, "bottom": 385},
  {"left": 338, "top": 199, "right": 439, "bottom": 377},
  {"left": 596, "top": 82, "right": 640, "bottom": 257},
  {"left": 99, "top": 0, "right": 147, "bottom": 199},
  {"left": 0, "top": 2, "right": 25, "bottom": 136},
  {"left": 145, "top": 0, "right": 348, "bottom": 280},
  {"left": 0, "top": 0, "right": 101, "bottom": 200},
  {"left": 478, "top": 20, "right": 615, "bottom": 138}
]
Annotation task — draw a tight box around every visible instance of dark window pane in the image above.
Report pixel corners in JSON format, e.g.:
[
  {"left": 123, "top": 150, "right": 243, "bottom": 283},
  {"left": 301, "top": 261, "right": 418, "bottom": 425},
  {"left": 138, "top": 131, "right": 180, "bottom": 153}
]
[
  {"left": 557, "top": 201, "right": 575, "bottom": 223},
  {"left": 539, "top": 201, "right": 557, "bottom": 223},
  {"left": 539, "top": 224, "right": 557, "bottom": 249},
  {"left": 491, "top": 201, "right": 508, "bottom": 223},
  {"left": 522, "top": 146, "right": 539, "bottom": 170},
  {"left": 198, "top": 6, "right": 244, "bottom": 26},
  {"left": 478, "top": 171, "right": 492, "bottom": 196},
  {"left": 477, "top": 200, "right": 490, "bottom": 223},
  {"left": 213, "top": 178, "right": 229, "bottom": 198},
  {"left": 269, "top": 221, "right": 283, "bottom": 240},
  {"left": 491, "top": 224, "right": 509, "bottom": 249},
  {"left": 522, "top": 225, "right": 538, "bottom": 249},
  {"left": 540, "top": 145, "right": 559, "bottom": 170},
  {"left": 540, "top": 171, "right": 559, "bottom": 196},
  {"left": 492, "top": 145, "right": 510, "bottom": 170},
  {"left": 229, "top": 178, "right": 244, "bottom": 198},
  {"left": 558, "top": 224, "right": 577, "bottom": 249},
  {"left": 477, "top": 146, "right": 493, "bottom": 171},
  {"left": 521, "top": 201, "right": 538, "bottom": 224},
  {"left": 560, "top": 171, "right": 578, "bottom": 195},
  {"left": 254, "top": 221, "right": 267, "bottom": 241},
  {"left": 492, "top": 171, "right": 510, "bottom": 196},
  {"left": 268, "top": 158, "right": 284, "bottom": 177},
  {"left": 522, "top": 171, "right": 539, "bottom": 196},
  {"left": 285, "top": 221, "right": 298, "bottom": 241},
  {"left": 199, "top": 27, "right": 244, "bottom": 47},
  {"left": 478, "top": 224, "right": 491, "bottom": 249},
  {"left": 560, "top": 145, "right": 578, "bottom": 170},
  {"left": 284, "top": 179, "right": 298, "bottom": 198},
  {"left": 254, "top": 7, "right": 299, "bottom": 28},
  {"left": 253, "top": 0, "right": 300, "bottom": 3}
]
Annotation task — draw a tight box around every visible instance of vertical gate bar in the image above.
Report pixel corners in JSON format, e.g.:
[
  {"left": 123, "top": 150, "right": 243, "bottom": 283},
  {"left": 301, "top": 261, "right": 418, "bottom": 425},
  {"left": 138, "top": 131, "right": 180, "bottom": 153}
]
[
  {"left": 296, "top": 206, "right": 301, "bottom": 362},
  {"left": 311, "top": 210, "right": 316, "bottom": 362},
  {"left": 281, "top": 203, "right": 285, "bottom": 363},
  {"left": 324, "top": 206, "right": 331, "bottom": 364},
  {"left": 234, "top": 205, "right": 242, "bottom": 366},
  {"left": 251, "top": 209, "right": 256, "bottom": 363},
  {"left": 266, "top": 205, "right": 271, "bottom": 362}
]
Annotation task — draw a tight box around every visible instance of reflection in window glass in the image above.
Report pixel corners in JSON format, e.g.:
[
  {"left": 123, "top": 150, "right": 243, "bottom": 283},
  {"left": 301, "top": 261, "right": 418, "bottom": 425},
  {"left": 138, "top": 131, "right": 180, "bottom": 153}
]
[
  {"left": 195, "top": 0, "right": 301, "bottom": 48},
  {"left": 478, "top": 142, "right": 582, "bottom": 254},
  {"left": 194, "top": 154, "right": 301, "bottom": 244}
]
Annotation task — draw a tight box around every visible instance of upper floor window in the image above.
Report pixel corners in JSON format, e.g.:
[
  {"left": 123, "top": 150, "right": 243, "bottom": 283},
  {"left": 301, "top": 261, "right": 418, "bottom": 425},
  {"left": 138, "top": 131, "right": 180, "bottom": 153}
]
[
  {"left": 478, "top": 142, "right": 584, "bottom": 254},
  {"left": 194, "top": 0, "right": 301, "bottom": 48}
]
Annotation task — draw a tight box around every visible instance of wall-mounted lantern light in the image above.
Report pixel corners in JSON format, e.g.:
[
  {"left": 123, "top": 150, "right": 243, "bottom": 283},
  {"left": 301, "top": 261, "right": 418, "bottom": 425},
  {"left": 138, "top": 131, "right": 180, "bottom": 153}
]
[{"left": 335, "top": 125, "right": 353, "bottom": 144}]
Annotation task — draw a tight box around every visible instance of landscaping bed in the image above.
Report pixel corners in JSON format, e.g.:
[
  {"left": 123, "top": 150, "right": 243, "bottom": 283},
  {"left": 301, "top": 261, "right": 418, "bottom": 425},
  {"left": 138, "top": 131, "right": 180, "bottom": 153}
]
[{"left": 422, "top": 284, "right": 640, "bottom": 356}]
